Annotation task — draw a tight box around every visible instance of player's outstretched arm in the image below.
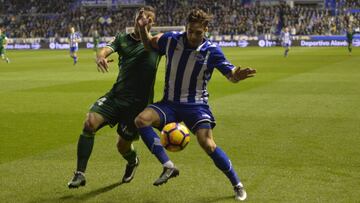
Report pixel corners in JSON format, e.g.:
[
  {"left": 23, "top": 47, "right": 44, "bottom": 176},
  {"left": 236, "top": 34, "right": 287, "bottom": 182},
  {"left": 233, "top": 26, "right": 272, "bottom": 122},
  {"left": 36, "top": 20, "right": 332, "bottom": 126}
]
[
  {"left": 96, "top": 47, "right": 114, "bottom": 73},
  {"left": 137, "top": 10, "right": 162, "bottom": 51},
  {"left": 227, "top": 66, "right": 256, "bottom": 83}
]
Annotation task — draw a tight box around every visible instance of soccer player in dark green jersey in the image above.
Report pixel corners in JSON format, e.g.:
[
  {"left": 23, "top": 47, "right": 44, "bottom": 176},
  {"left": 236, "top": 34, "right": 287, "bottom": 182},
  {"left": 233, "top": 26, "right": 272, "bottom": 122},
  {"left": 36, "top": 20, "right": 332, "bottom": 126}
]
[
  {"left": 0, "top": 28, "right": 10, "bottom": 63},
  {"left": 92, "top": 29, "right": 100, "bottom": 53},
  {"left": 346, "top": 26, "right": 359, "bottom": 56},
  {"left": 68, "top": 6, "right": 161, "bottom": 188}
]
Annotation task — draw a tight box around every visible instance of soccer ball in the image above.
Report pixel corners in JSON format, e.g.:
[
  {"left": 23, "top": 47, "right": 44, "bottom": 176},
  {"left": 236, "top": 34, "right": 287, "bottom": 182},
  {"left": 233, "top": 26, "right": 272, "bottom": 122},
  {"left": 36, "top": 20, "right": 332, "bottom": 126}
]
[{"left": 160, "top": 122, "right": 190, "bottom": 152}]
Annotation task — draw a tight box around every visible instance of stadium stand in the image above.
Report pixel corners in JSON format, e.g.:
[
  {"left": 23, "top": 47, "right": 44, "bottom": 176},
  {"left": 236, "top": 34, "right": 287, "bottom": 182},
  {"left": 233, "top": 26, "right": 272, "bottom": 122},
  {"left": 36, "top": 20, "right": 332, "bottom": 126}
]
[{"left": 0, "top": 0, "right": 359, "bottom": 38}]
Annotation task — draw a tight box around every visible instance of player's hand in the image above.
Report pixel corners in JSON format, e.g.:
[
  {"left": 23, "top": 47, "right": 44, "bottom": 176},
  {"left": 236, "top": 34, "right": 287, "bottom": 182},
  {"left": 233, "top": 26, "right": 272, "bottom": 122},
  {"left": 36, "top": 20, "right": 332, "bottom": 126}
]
[
  {"left": 232, "top": 66, "right": 256, "bottom": 82},
  {"left": 96, "top": 57, "right": 114, "bottom": 73},
  {"left": 136, "top": 10, "right": 149, "bottom": 28}
]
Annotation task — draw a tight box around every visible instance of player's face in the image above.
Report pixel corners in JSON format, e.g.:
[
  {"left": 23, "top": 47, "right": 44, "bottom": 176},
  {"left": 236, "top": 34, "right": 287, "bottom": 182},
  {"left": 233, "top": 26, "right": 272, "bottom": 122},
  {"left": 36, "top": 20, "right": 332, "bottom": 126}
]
[
  {"left": 186, "top": 22, "right": 207, "bottom": 48},
  {"left": 70, "top": 27, "right": 75, "bottom": 33}
]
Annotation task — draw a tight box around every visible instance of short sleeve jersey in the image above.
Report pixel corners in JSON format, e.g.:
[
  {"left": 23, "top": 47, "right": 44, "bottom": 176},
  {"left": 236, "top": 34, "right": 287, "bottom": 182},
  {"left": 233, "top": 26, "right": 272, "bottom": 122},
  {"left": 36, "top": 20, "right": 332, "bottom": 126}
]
[{"left": 106, "top": 33, "right": 162, "bottom": 104}]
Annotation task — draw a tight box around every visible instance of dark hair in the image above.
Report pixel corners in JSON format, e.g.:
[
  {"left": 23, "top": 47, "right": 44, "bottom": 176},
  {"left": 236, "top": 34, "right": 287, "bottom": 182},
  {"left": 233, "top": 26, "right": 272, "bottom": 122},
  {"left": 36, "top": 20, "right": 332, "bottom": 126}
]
[{"left": 187, "top": 9, "right": 213, "bottom": 27}]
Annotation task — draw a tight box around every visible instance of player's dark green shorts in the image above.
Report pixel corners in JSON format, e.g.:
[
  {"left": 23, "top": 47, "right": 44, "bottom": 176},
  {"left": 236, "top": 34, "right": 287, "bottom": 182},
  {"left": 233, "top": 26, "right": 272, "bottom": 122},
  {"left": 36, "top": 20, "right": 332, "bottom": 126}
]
[
  {"left": 89, "top": 94, "right": 147, "bottom": 141},
  {"left": 0, "top": 47, "right": 4, "bottom": 55}
]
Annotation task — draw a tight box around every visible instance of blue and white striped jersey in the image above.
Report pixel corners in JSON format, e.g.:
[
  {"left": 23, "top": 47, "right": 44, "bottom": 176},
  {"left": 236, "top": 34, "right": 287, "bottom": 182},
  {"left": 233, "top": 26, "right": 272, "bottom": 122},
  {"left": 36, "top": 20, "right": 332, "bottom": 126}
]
[
  {"left": 69, "top": 32, "right": 81, "bottom": 48},
  {"left": 281, "top": 31, "right": 291, "bottom": 44},
  {"left": 158, "top": 32, "right": 235, "bottom": 104}
]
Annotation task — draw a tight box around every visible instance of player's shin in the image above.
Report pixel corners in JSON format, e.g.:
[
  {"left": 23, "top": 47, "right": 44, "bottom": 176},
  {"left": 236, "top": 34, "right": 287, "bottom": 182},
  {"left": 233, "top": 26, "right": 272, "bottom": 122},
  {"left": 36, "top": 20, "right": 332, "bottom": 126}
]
[
  {"left": 138, "top": 126, "right": 171, "bottom": 165},
  {"left": 209, "top": 147, "right": 241, "bottom": 186},
  {"left": 76, "top": 132, "right": 95, "bottom": 172}
]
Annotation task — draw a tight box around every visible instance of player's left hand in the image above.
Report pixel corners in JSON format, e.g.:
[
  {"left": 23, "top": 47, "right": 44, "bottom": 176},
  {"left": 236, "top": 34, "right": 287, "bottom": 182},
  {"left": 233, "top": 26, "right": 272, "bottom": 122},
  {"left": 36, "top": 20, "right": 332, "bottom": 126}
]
[
  {"left": 232, "top": 66, "right": 256, "bottom": 82},
  {"left": 96, "top": 57, "right": 114, "bottom": 73}
]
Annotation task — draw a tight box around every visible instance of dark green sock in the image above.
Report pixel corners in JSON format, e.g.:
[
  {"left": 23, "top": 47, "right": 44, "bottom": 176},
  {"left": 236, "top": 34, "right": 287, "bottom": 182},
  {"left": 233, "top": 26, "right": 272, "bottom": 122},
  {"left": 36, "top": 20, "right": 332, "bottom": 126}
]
[
  {"left": 76, "top": 132, "right": 95, "bottom": 172},
  {"left": 122, "top": 148, "right": 137, "bottom": 165},
  {"left": 348, "top": 46, "right": 352, "bottom": 53}
]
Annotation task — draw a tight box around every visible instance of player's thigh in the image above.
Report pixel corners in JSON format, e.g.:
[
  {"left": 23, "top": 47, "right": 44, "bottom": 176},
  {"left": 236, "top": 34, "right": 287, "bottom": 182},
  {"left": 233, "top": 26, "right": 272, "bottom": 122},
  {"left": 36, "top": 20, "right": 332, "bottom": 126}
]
[
  {"left": 89, "top": 95, "right": 122, "bottom": 128},
  {"left": 117, "top": 105, "right": 143, "bottom": 141},
  {"left": 145, "top": 102, "right": 178, "bottom": 129},
  {"left": 117, "top": 120, "right": 139, "bottom": 143},
  {"left": 181, "top": 104, "right": 216, "bottom": 133}
]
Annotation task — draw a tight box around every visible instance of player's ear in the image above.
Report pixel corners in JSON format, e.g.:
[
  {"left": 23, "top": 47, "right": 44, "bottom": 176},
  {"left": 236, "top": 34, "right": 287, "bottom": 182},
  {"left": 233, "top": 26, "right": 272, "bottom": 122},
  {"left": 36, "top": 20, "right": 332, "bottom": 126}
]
[{"left": 204, "top": 26, "right": 209, "bottom": 33}]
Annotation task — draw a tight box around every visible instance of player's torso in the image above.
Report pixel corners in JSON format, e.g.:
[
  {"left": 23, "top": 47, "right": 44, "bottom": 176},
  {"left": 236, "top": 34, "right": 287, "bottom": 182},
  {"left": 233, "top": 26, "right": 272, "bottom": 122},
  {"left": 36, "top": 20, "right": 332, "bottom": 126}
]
[
  {"left": 163, "top": 34, "right": 214, "bottom": 104},
  {"left": 110, "top": 34, "right": 161, "bottom": 103},
  {"left": 283, "top": 32, "right": 290, "bottom": 43},
  {"left": 69, "top": 33, "right": 79, "bottom": 47}
]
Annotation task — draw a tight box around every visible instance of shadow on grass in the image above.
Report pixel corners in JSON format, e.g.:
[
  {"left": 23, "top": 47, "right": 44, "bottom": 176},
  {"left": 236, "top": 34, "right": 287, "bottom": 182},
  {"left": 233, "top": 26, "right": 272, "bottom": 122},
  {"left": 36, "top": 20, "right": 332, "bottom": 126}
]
[
  {"left": 197, "top": 195, "right": 234, "bottom": 203},
  {"left": 60, "top": 182, "right": 123, "bottom": 201}
]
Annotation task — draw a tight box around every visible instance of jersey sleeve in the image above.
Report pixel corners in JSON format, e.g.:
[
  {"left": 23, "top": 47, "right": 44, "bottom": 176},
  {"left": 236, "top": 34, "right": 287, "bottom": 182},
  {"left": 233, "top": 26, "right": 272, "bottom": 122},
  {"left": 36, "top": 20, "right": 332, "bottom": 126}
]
[
  {"left": 157, "top": 32, "right": 176, "bottom": 55},
  {"left": 209, "top": 46, "right": 235, "bottom": 76},
  {"left": 106, "top": 33, "right": 121, "bottom": 53}
]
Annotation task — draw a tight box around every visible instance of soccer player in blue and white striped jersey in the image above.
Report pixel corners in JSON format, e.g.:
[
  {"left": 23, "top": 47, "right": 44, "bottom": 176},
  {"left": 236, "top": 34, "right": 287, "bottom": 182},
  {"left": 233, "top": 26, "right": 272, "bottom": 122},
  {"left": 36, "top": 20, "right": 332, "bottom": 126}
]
[
  {"left": 69, "top": 26, "right": 81, "bottom": 65},
  {"left": 135, "top": 8, "right": 256, "bottom": 201},
  {"left": 281, "top": 27, "right": 291, "bottom": 57}
]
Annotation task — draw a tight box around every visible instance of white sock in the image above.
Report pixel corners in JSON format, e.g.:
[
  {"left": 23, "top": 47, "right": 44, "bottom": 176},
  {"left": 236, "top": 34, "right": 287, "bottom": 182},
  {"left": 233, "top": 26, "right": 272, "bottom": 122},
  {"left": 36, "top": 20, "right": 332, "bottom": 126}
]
[
  {"left": 235, "top": 182, "right": 243, "bottom": 188},
  {"left": 76, "top": 171, "right": 85, "bottom": 176},
  {"left": 163, "top": 160, "right": 174, "bottom": 168}
]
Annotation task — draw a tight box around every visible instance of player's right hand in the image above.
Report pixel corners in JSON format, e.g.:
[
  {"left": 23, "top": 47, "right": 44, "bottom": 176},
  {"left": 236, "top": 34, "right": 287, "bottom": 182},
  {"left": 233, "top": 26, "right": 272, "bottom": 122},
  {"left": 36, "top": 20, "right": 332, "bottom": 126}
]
[
  {"left": 96, "top": 57, "right": 113, "bottom": 73},
  {"left": 136, "top": 10, "right": 149, "bottom": 27}
]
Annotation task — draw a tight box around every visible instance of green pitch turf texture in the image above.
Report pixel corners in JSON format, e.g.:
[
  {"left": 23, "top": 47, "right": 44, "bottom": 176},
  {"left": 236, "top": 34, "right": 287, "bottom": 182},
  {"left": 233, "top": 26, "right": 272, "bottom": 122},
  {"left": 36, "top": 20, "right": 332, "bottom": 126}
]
[{"left": 0, "top": 47, "right": 359, "bottom": 202}]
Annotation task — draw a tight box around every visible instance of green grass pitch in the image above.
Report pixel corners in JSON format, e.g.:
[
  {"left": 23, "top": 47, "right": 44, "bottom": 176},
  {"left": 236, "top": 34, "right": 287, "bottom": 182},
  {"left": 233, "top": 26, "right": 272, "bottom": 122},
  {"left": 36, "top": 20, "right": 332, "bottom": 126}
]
[{"left": 0, "top": 47, "right": 359, "bottom": 202}]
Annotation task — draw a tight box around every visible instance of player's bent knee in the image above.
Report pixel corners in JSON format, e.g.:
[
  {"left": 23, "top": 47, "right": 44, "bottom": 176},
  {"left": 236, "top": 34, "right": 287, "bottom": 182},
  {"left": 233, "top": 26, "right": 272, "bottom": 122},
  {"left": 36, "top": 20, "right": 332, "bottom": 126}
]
[
  {"left": 83, "top": 121, "right": 96, "bottom": 134},
  {"left": 134, "top": 113, "right": 151, "bottom": 128},
  {"left": 83, "top": 114, "right": 99, "bottom": 134}
]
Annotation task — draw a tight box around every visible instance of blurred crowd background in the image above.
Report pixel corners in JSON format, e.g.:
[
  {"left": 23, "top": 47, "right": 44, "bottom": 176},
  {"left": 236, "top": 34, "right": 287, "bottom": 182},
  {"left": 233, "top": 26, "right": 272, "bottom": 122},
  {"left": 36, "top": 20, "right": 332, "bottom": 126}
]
[{"left": 0, "top": 0, "right": 359, "bottom": 38}]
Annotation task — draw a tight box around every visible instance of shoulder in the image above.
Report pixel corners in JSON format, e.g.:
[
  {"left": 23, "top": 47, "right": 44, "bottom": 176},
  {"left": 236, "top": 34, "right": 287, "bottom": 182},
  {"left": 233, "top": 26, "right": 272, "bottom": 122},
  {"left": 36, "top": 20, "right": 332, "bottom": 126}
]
[
  {"left": 203, "top": 40, "right": 221, "bottom": 53},
  {"left": 160, "top": 31, "right": 184, "bottom": 40}
]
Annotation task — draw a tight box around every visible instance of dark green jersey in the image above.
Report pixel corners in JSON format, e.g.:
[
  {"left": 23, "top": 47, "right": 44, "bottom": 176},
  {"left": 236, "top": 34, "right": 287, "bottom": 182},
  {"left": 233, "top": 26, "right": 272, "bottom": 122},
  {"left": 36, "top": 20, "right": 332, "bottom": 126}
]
[
  {"left": 346, "top": 30, "right": 360, "bottom": 42},
  {"left": 93, "top": 32, "right": 100, "bottom": 44},
  {"left": 347, "top": 31, "right": 354, "bottom": 42},
  {"left": 106, "top": 33, "right": 161, "bottom": 104},
  {"left": 0, "top": 34, "right": 6, "bottom": 48}
]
